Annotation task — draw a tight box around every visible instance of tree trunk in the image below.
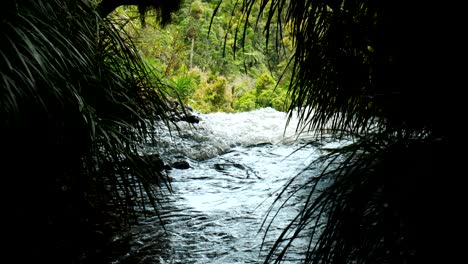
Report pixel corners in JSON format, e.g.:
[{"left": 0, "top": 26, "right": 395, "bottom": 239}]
[{"left": 190, "top": 37, "right": 195, "bottom": 69}]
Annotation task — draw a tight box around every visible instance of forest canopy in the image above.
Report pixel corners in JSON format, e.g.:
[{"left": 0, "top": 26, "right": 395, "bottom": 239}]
[{"left": 109, "top": 0, "right": 293, "bottom": 113}]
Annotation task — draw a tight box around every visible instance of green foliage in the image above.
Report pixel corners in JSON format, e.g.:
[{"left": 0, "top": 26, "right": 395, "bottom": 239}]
[
  {"left": 190, "top": 73, "right": 233, "bottom": 113},
  {"left": 190, "top": 0, "right": 205, "bottom": 19},
  {"left": 169, "top": 67, "right": 198, "bottom": 103},
  {"left": 210, "top": 76, "right": 230, "bottom": 108},
  {"left": 115, "top": 0, "right": 293, "bottom": 113},
  {"left": 233, "top": 89, "right": 257, "bottom": 111},
  {"left": 256, "top": 73, "right": 276, "bottom": 94},
  {"left": 251, "top": 72, "right": 288, "bottom": 110},
  {"left": 270, "top": 86, "right": 289, "bottom": 111}
]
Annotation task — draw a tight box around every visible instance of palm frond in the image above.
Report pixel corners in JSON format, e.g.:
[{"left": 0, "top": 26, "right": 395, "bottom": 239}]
[
  {"left": 98, "top": 0, "right": 183, "bottom": 26},
  {"left": 1, "top": 0, "right": 178, "bottom": 261},
  {"left": 221, "top": 1, "right": 462, "bottom": 263},
  {"left": 226, "top": 0, "right": 459, "bottom": 138},
  {"left": 263, "top": 132, "right": 456, "bottom": 263}
]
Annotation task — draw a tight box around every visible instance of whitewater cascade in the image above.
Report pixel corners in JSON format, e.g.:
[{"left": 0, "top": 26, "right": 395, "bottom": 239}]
[{"left": 114, "top": 108, "right": 349, "bottom": 264}]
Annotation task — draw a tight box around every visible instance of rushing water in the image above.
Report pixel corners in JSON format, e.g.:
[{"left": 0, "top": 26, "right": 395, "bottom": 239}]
[{"left": 113, "top": 108, "right": 346, "bottom": 264}]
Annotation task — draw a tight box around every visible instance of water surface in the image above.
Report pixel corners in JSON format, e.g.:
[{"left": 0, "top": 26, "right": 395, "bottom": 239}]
[{"left": 113, "top": 108, "right": 343, "bottom": 263}]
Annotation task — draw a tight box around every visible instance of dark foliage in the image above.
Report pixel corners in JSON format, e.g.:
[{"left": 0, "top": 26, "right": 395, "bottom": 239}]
[
  {"left": 1, "top": 0, "right": 179, "bottom": 262},
  {"left": 98, "top": 0, "right": 183, "bottom": 26},
  {"left": 223, "top": 0, "right": 465, "bottom": 263}
]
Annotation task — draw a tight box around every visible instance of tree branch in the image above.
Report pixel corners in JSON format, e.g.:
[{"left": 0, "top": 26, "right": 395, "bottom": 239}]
[{"left": 97, "top": 0, "right": 160, "bottom": 17}]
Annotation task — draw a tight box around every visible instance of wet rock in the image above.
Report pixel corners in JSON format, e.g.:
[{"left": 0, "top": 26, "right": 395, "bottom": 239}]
[
  {"left": 142, "top": 154, "right": 166, "bottom": 171},
  {"left": 171, "top": 160, "right": 191, "bottom": 170},
  {"left": 165, "top": 100, "right": 201, "bottom": 124},
  {"left": 121, "top": 154, "right": 171, "bottom": 174},
  {"left": 179, "top": 115, "right": 200, "bottom": 124}
]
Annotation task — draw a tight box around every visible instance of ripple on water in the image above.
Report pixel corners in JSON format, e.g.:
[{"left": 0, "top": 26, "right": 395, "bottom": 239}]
[{"left": 114, "top": 108, "right": 342, "bottom": 263}]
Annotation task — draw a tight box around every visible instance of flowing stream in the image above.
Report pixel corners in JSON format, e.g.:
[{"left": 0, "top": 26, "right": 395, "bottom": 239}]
[{"left": 112, "top": 108, "right": 346, "bottom": 264}]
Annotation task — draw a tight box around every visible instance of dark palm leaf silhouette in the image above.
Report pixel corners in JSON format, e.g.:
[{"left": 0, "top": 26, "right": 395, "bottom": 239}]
[
  {"left": 98, "top": 0, "right": 183, "bottom": 26},
  {"left": 1, "top": 0, "right": 181, "bottom": 262},
  {"left": 223, "top": 0, "right": 463, "bottom": 263}
]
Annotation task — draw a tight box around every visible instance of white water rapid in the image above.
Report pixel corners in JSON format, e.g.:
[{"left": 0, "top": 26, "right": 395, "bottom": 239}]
[{"left": 113, "top": 107, "right": 348, "bottom": 264}]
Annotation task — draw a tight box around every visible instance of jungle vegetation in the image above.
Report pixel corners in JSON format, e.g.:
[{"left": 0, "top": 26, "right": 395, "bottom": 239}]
[
  {"left": 110, "top": 0, "right": 293, "bottom": 113},
  {"left": 1, "top": 0, "right": 463, "bottom": 263}
]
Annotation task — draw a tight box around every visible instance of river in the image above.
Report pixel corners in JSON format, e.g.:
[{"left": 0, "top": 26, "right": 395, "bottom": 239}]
[{"left": 112, "top": 108, "right": 346, "bottom": 264}]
